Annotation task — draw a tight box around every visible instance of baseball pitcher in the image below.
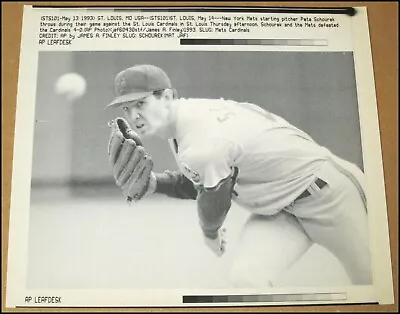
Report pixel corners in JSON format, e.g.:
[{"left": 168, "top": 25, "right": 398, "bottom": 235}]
[{"left": 106, "top": 64, "right": 372, "bottom": 287}]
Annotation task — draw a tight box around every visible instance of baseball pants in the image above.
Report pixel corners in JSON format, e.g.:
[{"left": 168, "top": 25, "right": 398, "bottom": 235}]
[{"left": 229, "top": 159, "right": 372, "bottom": 287}]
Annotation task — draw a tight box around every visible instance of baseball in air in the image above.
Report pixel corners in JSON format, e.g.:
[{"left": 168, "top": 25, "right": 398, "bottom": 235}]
[{"left": 55, "top": 72, "right": 87, "bottom": 101}]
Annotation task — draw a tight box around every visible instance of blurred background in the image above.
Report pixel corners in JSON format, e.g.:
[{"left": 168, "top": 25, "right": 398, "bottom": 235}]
[{"left": 28, "top": 51, "right": 362, "bottom": 290}]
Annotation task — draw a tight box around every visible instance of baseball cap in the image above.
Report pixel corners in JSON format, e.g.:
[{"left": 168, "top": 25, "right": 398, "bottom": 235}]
[{"left": 107, "top": 64, "right": 172, "bottom": 109}]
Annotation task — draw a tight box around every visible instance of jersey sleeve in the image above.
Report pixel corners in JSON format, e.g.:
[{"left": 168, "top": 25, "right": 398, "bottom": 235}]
[
  {"left": 178, "top": 138, "right": 240, "bottom": 189},
  {"left": 154, "top": 171, "right": 198, "bottom": 200}
]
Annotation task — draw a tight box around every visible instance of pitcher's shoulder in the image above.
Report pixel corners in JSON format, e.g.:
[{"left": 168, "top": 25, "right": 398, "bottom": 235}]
[{"left": 176, "top": 97, "right": 226, "bottom": 124}]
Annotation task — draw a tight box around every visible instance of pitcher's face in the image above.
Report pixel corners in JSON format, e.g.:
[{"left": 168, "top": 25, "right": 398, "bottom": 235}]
[{"left": 121, "top": 94, "right": 170, "bottom": 138}]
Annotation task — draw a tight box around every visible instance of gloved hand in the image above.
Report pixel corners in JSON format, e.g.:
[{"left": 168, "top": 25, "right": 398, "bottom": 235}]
[{"left": 108, "top": 117, "right": 155, "bottom": 203}]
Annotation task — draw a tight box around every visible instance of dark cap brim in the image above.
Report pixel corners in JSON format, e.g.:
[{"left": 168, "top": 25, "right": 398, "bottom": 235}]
[{"left": 105, "top": 91, "right": 153, "bottom": 109}]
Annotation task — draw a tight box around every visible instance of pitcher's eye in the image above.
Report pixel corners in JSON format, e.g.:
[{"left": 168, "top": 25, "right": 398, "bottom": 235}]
[
  {"left": 122, "top": 106, "right": 129, "bottom": 112},
  {"left": 137, "top": 101, "right": 144, "bottom": 108}
]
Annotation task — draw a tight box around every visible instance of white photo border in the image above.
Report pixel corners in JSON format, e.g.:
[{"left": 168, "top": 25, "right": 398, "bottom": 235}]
[{"left": 5, "top": 4, "right": 394, "bottom": 308}]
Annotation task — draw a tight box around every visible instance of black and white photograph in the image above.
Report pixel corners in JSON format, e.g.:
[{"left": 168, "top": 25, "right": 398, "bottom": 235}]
[
  {"left": 29, "top": 50, "right": 370, "bottom": 289},
  {"left": 5, "top": 5, "right": 394, "bottom": 308}
]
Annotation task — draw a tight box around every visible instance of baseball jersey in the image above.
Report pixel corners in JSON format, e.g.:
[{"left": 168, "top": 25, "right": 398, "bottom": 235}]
[{"left": 168, "top": 97, "right": 335, "bottom": 215}]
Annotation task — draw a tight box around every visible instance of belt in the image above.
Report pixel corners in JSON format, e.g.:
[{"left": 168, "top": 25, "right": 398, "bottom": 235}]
[{"left": 295, "top": 178, "right": 328, "bottom": 201}]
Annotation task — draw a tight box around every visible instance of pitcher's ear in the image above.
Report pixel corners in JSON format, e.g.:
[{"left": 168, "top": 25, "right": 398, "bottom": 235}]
[{"left": 163, "top": 88, "right": 174, "bottom": 100}]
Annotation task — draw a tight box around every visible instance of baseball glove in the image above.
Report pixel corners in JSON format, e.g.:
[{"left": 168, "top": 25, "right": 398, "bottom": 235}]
[{"left": 108, "top": 117, "right": 154, "bottom": 203}]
